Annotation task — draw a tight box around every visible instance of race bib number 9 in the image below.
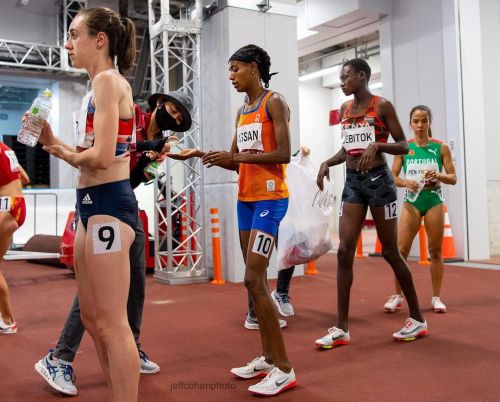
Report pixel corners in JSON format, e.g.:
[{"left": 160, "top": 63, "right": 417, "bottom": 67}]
[
  {"left": 341, "top": 126, "right": 375, "bottom": 152},
  {"left": 0, "top": 197, "right": 11, "bottom": 212},
  {"left": 237, "top": 123, "right": 263, "bottom": 153},
  {"left": 252, "top": 231, "right": 274, "bottom": 258},
  {"left": 92, "top": 222, "right": 121, "bottom": 254}
]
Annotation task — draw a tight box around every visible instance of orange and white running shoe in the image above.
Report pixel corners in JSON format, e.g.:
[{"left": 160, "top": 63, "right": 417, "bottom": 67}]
[
  {"left": 0, "top": 318, "right": 17, "bottom": 335},
  {"left": 315, "top": 327, "right": 350, "bottom": 349},
  {"left": 248, "top": 367, "right": 296, "bottom": 396},
  {"left": 384, "top": 294, "right": 404, "bottom": 313},
  {"left": 432, "top": 297, "right": 447, "bottom": 313},
  {"left": 393, "top": 318, "right": 428, "bottom": 341}
]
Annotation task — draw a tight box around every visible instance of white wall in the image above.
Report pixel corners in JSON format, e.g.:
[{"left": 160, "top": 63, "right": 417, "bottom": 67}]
[
  {"left": 0, "top": 1, "right": 58, "bottom": 45},
  {"left": 480, "top": 0, "right": 500, "bottom": 254},
  {"left": 379, "top": 0, "right": 470, "bottom": 259}
]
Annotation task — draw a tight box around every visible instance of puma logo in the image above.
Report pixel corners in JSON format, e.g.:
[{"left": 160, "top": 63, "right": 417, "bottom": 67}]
[{"left": 429, "top": 148, "right": 437, "bottom": 156}]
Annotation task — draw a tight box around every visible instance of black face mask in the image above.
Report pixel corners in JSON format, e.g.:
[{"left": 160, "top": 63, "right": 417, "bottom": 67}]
[{"left": 155, "top": 104, "right": 178, "bottom": 131}]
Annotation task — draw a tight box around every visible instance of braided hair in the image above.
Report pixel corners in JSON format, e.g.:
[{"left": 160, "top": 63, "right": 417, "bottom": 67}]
[
  {"left": 228, "top": 44, "right": 278, "bottom": 88},
  {"left": 410, "top": 105, "right": 433, "bottom": 137}
]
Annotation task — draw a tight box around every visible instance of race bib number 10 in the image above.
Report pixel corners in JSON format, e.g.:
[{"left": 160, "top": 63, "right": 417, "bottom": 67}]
[{"left": 252, "top": 231, "right": 274, "bottom": 258}]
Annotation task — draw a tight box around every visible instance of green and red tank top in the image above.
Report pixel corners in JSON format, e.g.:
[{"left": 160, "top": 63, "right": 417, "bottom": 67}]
[
  {"left": 403, "top": 138, "right": 443, "bottom": 185},
  {"left": 340, "top": 95, "right": 389, "bottom": 156}
]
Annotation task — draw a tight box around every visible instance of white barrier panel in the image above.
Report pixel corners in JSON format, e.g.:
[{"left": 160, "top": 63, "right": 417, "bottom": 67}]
[{"left": 13, "top": 189, "right": 76, "bottom": 246}]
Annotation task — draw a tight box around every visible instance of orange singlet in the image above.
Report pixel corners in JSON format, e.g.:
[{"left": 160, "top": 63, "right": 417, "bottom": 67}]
[{"left": 236, "top": 90, "right": 289, "bottom": 201}]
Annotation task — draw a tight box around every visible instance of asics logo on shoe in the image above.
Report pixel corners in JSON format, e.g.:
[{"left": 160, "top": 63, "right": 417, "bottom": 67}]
[
  {"left": 371, "top": 175, "right": 382, "bottom": 181},
  {"left": 429, "top": 148, "right": 437, "bottom": 156},
  {"left": 82, "top": 193, "right": 92, "bottom": 205},
  {"left": 260, "top": 210, "right": 269, "bottom": 217},
  {"left": 275, "top": 379, "right": 287, "bottom": 387}
]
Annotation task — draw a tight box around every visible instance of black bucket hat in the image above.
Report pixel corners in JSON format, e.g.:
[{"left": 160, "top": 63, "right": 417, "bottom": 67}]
[{"left": 148, "top": 90, "right": 193, "bottom": 132}]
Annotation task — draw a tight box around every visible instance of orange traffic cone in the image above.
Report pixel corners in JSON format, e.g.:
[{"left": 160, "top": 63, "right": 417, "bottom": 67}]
[
  {"left": 418, "top": 218, "right": 431, "bottom": 265},
  {"left": 355, "top": 232, "right": 365, "bottom": 258},
  {"left": 305, "top": 260, "right": 319, "bottom": 275},
  {"left": 442, "top": 205, "right": 462, "bottom": 262},
  {"left": 369, "top": 236, "right": 382, "bottom": 257}
]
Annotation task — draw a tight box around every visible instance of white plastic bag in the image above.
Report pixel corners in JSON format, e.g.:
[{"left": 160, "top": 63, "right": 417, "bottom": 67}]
[{"left": 276, "top": 154, "right": 334, "bottom": 269}]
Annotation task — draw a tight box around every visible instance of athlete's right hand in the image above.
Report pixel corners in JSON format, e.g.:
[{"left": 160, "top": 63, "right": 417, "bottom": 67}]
[
  {"left": 22, "top": 113, "right": 55, "bottom": 146},
  {"left": 317, "top": 162, "right": 330, "bottom": 191},
  {"left": 405, "top": 179, "right": 419, "bottom": 192}
]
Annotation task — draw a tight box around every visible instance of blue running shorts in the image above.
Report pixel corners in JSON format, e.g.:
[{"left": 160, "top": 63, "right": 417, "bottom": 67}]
[{"left": 237, "top": 198, "right": 289, "bottom": 237}]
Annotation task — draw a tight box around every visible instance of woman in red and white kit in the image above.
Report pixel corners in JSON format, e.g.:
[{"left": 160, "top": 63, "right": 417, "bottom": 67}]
[{"left": 0, "top": 142, "right": 29, "bottom": 334}]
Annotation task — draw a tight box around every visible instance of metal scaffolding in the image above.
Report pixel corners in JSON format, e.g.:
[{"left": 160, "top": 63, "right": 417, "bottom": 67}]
[
  {"left": 0, "top": 0, "right": 87, "bottom": 74},
  {"left": 148, "top": 0, "right": 207, "bottom": 284},
  {"left": 58, "top": 0, "right": 88, "bottom": 70}
]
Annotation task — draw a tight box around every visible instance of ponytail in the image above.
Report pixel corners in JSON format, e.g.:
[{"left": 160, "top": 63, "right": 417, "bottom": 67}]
[{"left": 116, "top": 17, "right": 136, "bottom": 74}]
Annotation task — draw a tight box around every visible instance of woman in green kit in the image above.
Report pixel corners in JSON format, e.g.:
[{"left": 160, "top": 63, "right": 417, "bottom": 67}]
[{"left": 384, "top": 105, "right": 457, "bottom": 314}]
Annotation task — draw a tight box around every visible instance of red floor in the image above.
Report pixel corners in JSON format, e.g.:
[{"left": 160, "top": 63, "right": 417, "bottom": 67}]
[{"left": 1, "top": 254, "right": 500, "bottom": 401}]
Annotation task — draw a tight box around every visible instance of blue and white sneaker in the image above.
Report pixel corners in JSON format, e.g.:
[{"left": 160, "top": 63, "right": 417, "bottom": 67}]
[
  {"left": 35, "top": 350, "right": 77, "bottom": 396},
  {"left": 139, "top": 349, "right": 160, "bottom": 374},
  {"left": 271, "top": 290, "right": 295, "bottom": 317}
]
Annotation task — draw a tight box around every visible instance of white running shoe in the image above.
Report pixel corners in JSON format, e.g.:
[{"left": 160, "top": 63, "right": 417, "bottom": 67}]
[
  {"left": 315, "top": 327, "right": 350, "bottom": 349},
  {"left": 231, "top": 356, "right": 274, "bottom": 379},
  {"left": 271, "top": 290, "right": 295, "bottom": 317},
  {"left": 393, "top": 318, "right": 428, "bottom": 341},
  {"left": 244, "top": 314, "right": 287, "bottom": 330},
  {"left": 432, "top": 297, "right": 447, "bottom": 313},
  {"left": 248, "top": 367, "right": 297, "bottom": 396},
  {"left": 384, "top": 294, "right": 404, "bottom": 313},
  {"left": 0, "top": 318, "right": 17, "bottom": 335},
  {"left": 139, "top": 349, "right": 160, "bottom": 374},
  {"left": 34, "top": 351, "right": 78, "bottom": 396}
]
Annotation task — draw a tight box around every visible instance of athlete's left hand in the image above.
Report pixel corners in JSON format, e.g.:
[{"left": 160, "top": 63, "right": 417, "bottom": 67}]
[
  {"left": 43, "top": 144, "right": 75, "bottom": 164},
  {"left": 357, "top": 143, "right": 378, "bottom": 173},
  {"left": 202, "top": 151, "right": 235, "bottom": 169},
  {"left": 424, "top": 170, "right": 440, "bottom": 182}
]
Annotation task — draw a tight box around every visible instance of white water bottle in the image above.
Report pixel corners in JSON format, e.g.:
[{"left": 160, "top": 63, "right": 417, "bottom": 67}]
[
  {"left": 406, "top": 175, "right": 425, "bottom": 202},
  {"left": 17, "top": 89, "right": 53, "bottom": 147}
]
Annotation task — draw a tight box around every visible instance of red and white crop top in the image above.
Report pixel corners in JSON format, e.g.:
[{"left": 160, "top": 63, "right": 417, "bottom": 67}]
[{"left": 340, "top": 96, "right": 389, "bottom": 156}]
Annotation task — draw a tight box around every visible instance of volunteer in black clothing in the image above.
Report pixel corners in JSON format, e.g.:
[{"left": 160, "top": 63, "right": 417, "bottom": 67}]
[{"left": 315, "top": 58, "right": 426, "bottom": 348}]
